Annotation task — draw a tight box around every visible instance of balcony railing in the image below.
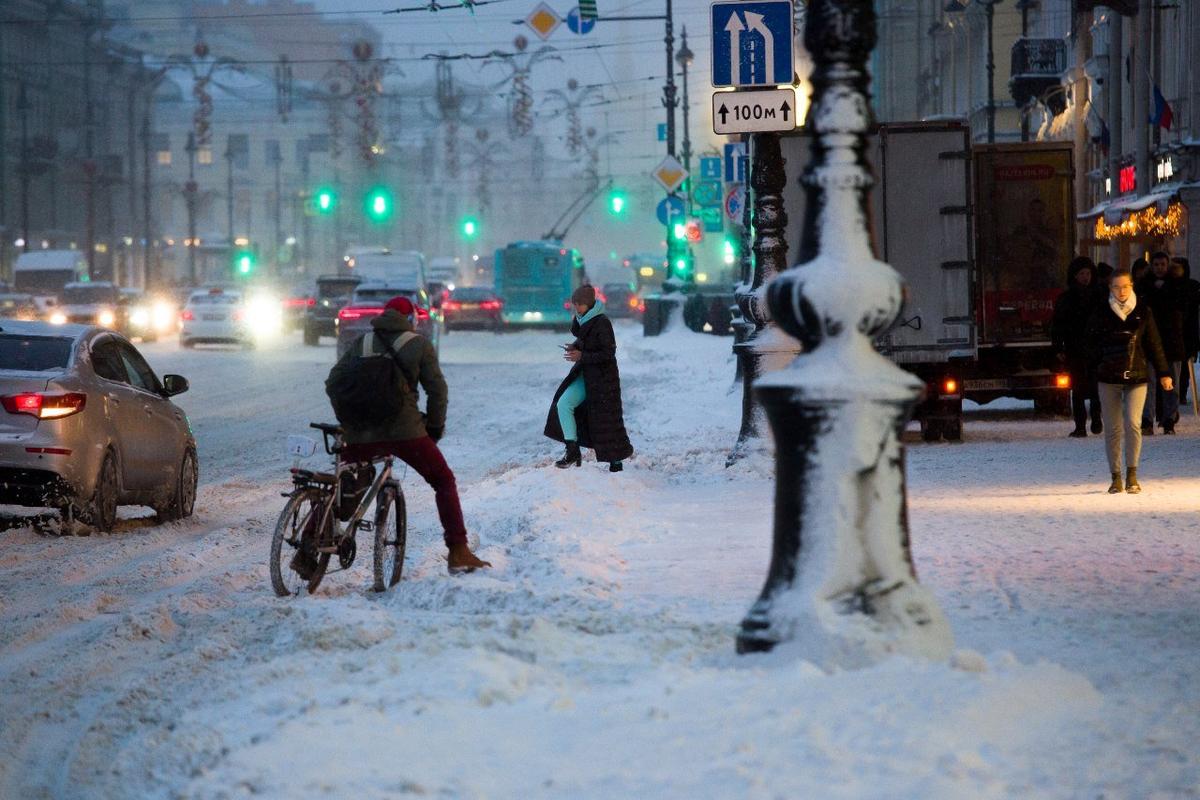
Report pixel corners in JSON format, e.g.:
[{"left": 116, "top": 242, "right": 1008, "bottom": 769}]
[{"left": 1010, "top": 38, "right": 1068, "bottom": 108}]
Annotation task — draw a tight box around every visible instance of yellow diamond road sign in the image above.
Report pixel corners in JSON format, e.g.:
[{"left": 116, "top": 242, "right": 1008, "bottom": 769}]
[
  {"left": 526, "top": 2, "right": 562, "bottom": 40},
  {"left": 652, "top": 155, "right": 688, "bottom": 194}
]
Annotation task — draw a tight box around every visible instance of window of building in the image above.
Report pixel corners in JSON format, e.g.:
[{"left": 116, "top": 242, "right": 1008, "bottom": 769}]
[{"left": 197, "top": 147, "right": 214, "bottom": 165}]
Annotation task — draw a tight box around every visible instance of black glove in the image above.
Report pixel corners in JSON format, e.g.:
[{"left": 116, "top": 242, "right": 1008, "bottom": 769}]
[{"left": 427, "top": 426, "right": 444, "bottom": 443}]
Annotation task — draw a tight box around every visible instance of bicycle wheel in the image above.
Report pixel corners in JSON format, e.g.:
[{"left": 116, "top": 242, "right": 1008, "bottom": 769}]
[
  {"left": 372, "top": 484, "right": 407, "bottom": 592},
  {"left": 270, "top": 488, "right": 330, "bottom": 597}
]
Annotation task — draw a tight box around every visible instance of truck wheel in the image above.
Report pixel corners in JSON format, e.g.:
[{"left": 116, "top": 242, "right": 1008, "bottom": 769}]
[
  {"left": 921, "top": 419, "right": 942, "bottom": 442},
  {"left": 942, "top": 418, "right": 963, "bottom": 441}
]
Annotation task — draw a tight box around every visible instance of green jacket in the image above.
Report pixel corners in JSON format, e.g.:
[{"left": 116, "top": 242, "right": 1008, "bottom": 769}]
[{"left": 329, "top": 309, "right": 447, "bottom": 444}]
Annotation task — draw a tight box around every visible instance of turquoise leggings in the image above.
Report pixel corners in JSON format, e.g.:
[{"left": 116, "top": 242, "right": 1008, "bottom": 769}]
[{"left": 556, "top": 377, "right": 587, "bottom": 442}]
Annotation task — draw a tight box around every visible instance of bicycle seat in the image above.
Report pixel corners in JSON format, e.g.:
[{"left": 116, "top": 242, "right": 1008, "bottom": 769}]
[
  {"left": 290, "top": 467, "right": 336, "bottom": 485},
  {"left": 310, "top": 422, "right": 343, "bottom": 435}
]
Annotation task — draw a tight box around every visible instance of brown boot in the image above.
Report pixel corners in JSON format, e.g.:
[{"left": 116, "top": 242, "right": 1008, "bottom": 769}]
[
  {"left": 1125, "top": 468, "right": 1141, "bottom": 494},
  {"left": 447, "top": 542, "right": 492, "bottom": 574}
]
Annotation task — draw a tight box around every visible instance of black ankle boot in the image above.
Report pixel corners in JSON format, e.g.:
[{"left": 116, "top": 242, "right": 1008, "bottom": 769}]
[
  {"left": 609, "top": 461, "right": 623, "bottom": 473},
  {"left": 555, "top": 441, "right": 582, "bottom": 469}
]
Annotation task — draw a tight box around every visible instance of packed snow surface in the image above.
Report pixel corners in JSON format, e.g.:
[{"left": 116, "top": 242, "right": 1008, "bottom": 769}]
[{"left": 0, "top": 324, "right": 1197, "bottom": 798}]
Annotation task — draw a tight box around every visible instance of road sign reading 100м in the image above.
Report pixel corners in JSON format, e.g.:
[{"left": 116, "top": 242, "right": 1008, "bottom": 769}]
[
  {"left": 712, "top": 87, "right": 797, "bottom": 135},
  {"left": 710, "top": 0, "right": 795, "bottom": 88}
]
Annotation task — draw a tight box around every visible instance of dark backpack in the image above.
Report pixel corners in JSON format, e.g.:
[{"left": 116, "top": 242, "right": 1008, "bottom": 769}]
[{"left": 325, "top": 331, "right": 418, "bottom": 428}]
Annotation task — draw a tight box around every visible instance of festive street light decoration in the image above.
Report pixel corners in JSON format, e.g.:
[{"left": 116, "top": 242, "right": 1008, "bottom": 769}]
[
  {"left": 1094, "top": 202, "right": 1184, "bottom": 241},
  {"left": 544, "top": 78, "right": 602, "bottom": 157},
  {"left": 735, "top": 0, "right": 954, "bottom": 666},
  {"left": 485, "top": 38, "right": 562, "bottom": 138},
  {"left": 168, "top": 37, "right": 240, "bottom": 149}
]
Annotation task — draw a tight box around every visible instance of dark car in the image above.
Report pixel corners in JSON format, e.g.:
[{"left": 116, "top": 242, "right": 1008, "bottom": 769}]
[
  {"left": 304, "top": 275, "right": 362, "bottom": 346},
  {"left": 334, "top": 282, "right": 441, "bottom": 358},
  {"left": 601, "top": 283, "right": 642, "bottom": 320},
  {"left": 443, "top": 287, "right": 504, "bottom": 333}
]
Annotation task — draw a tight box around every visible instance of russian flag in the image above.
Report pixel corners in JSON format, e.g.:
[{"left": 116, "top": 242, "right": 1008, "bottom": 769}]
[{"left": 1149, "top": 84, "right": 1174, "bottom": 131}]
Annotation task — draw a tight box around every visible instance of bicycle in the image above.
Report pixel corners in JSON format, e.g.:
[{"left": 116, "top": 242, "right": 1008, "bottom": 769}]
[{"left": 270, "top": 422, "right": 407, "bottom": 596}]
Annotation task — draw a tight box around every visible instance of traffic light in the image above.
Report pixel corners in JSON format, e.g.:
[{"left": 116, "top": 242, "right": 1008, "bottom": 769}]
[
  {"left": 232, "top": 249, "right": 255, "bottom": 276},
  {"left": 461, "top": 216, "right": 479, "bottom": 239},
  {"left": 723, "top": 236, "right": 737, "bottom": 266},
  {"left": 364, "top": 186, "right": 393, "bottom": 222},
  {"left": 313, "top": 186, "right": 337, "bottom": 215},
  {"left": 672, "top": 221, "right": 687, "bottom": 241},
  {"left": 607, "top": 189, "right": 628, "bottom": 215},
  {"left": 684, "top": 219, "right": 703, "bottom": 244}
]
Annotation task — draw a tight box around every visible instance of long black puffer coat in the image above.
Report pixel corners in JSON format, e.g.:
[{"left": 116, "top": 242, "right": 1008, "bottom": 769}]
[{"left": 544, "top": 310, "right": 634, "bottom": 463}]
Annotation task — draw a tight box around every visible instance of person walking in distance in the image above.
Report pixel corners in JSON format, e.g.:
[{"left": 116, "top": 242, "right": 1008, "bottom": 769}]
[
  {"left": 325, "top": 296, "right": 491, "bottom": 574},
  {"left": 1136, "top": 252, "right": 1186, "bottom": 434},
  {"left": 1052, "top": 256, "right": 1103, "bottom": 437},
  {"left": 1170, "top": 257, "right": 1199, "bottom": 405},
  {"left": 544, "top": 285, "right": 634, "bottom": 472},
  {"left": 1087, "top": 267, "right": 1173, "bottom": 494}
]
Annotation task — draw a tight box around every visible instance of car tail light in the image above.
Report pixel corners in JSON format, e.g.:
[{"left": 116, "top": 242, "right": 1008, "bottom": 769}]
[
  {"left": 181, "top": 309, "right": 195, "bottom": 321},
  {"left": 1056, "top": 373, "right": 1071, "bottom": 389},
  {"left": 232, "top": 309, "right": 245, "bottom": 322},
  {"left": 480, "top": 300, "right": 502, "bottom": 311},
  {"left": 415, "top": 306, "right": 430, "bottom": 321},
  {"left": 284, "top": 297, "right": 315, "bottom": 308},
  {"left": 338, "top": 306, "right": 383, "bottom": 321},
  {"left": 2, "top": 392, "right": 87, "bottom": 419},
  {"left": 941, "top": 379, "right": 959, "bottom": 396},
  {"left": 564, "top": 301, "right": 572, "bottom": 310},
  {"left": 443, "top": 301, "right": 462, "bottom": 312},
  {"left": 629, "top": 296, "right": 639, "bottom": 309}
]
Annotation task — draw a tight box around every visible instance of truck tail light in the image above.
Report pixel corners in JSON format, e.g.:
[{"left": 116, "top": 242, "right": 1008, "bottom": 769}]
[
  {"left": 1, "top": 392, "right": 87, "bottom": 419},
  {"left": 941, "top": 378, "right": 959, "bottom": 396},
  {"left": 1056, "top": 373, "right": 1071, "bottom": 389}
]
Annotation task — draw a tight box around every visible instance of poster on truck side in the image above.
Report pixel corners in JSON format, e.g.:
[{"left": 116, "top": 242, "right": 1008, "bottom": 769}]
[{"left": 973, "top": 144, "right": 1075, "bottom": 344}]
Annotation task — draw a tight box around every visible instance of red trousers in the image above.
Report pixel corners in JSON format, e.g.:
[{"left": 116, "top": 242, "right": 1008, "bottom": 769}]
[{"left": 341, "top": 437, "right": 467, "bottom": 547}]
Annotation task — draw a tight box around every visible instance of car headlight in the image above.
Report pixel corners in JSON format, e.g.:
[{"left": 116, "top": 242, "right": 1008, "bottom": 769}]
[
  {"left": 97, "top": 309, "right": 116, "bottom": 327},
  {"left": 244, "top": 294, "right": 283, "bottom": 337},
  {"left": 152, "top": 301, "right": 174, "bottom": 332},
  {"left": 49, "top": 311, "right": 67, "bottom": 325},
  {"left": 130, "top": 307, "right": 150, "bottom": 327}
]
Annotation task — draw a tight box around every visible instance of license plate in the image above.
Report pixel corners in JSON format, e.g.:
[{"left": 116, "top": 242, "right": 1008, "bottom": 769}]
[
  {"left": 962, "top": 379, "right": 1010, "bottom": 391},
  {"left": 202, "top": 313, "right": 225, "bottom": 321},
  {"left": 460, "top": 303, "right": 480, "bottom": 310}
]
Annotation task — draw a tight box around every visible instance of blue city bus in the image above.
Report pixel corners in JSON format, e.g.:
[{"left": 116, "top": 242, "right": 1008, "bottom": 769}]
[{"left": 493, "top": 241, "right": 585, "bottom": 328}]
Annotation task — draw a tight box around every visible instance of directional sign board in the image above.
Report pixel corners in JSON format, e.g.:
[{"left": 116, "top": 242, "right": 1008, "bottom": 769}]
[
  {"left": 724, "top": 142, "right": 747, "bottom": 183},
  {"left": 566, "top": 6, "right": 596, "bottom": 35},
  {"left": 699, "top": 156, "right": 722, "bottom": 180},
  {"left": 711, "top": 1, "right": 794, "bottom": 88},
  {"left": 651, "top": 155, "right": 689, "bottom": 194},
  {"left": 656, "top": 195, "right": 686, "bottom": 226},
  {"left": 692, "top": 179, "right": 723, "bottom": 208},
  {"left": 526, "top": 2, "right": 562, "bottom": 40},
  {"left": 712, "top": 87, "right": 798, "bottom": 135}
]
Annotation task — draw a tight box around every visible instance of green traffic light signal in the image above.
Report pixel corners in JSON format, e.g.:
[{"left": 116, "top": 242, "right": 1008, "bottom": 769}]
[
  {"left": 723, "top": 237, "right": 737, "bottom": 265},
  {"left": 314, "top": 187, "right": 337, "bottom": 214},
  {"left": 365, "top": 187, "right": 393, "bottom": 222},
  {"left": 672, "top": 221, "right": 687, "bottom": 241},
  {"left": 608, "top": 190, "right": 627, "bottom": 215},
  {"left": 233, "top": 250, "right": 255, "bottom": 275},
  {"left": 461, "top": 216, "right": 479, "bottom": 239}
]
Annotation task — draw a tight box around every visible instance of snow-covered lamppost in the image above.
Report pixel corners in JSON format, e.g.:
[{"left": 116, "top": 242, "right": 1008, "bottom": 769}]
[{"left": 735, "top": 0, "right": 953, "bottom": 667}]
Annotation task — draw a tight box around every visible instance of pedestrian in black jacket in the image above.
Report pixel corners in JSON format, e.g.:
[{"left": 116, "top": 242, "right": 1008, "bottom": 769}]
[
  {"left": 1086, "top": 267, "right": 1173, "bottom": 494},
  {"left": 1136, "top": 251, "right": 1185, "bottom": 433},
  {"left": 1171, "top": 257, "right": 1200, "bottom": 404},
  {"left": 1052, "top": 256, "right": 1103, "bottom": 436},
  {"left": 545, "top": 285, "right": 634, "bottom": 471}
]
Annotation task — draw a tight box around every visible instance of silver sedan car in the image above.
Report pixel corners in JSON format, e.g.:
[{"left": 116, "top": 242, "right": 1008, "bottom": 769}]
[{"left": 0, "top": 320, "right": 197, "bottom": 532}]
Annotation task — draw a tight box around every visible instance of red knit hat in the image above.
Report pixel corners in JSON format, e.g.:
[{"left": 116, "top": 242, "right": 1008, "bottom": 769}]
[{"left": 385, "top": 296, "right": 414, "bottom": 315}]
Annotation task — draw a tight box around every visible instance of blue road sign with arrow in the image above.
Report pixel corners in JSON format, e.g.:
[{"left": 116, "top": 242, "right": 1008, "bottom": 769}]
[
  {"left": 699, "top": 156, "right": 722, "bottom": 180},
  {"left": 566, "top": 6, "right": 596, "bottom": 34},
  {"left": 710, "top": 0, "right": 794, "bottom": 88},
  {"left": 656, "top": 195, "right": 686, "bottom": 226}
]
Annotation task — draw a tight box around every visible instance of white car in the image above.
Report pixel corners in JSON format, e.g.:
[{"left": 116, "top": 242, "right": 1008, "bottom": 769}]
[{"left": 180, "top": 288, "right": 254, "bottom": 348}]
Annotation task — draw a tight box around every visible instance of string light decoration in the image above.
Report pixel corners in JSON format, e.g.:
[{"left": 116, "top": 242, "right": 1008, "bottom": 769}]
[{"left": 1095, "top": 202, "right": 1185, "bottom": 241}]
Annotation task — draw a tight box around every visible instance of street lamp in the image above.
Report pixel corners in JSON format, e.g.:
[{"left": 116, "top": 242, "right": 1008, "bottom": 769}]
[
  {"left": 945, "top": 0, "right": 1002, "bottom": 144},
  {"left": 676, "top": 28, "right": 694, "bottom": 213}
]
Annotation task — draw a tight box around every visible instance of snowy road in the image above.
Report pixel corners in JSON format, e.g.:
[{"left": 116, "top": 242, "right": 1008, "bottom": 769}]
[{"left": 0, "top": 324, "right": 1197, "bottom": 798}]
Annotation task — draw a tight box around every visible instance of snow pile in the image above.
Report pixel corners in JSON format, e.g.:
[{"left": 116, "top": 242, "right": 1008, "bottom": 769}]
[{"left": 0, "top": 324, "right": 1196, "bottom": 798}]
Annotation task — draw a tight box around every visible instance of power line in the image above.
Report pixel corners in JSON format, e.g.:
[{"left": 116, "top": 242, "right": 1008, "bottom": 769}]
[{"left": 0, "top": 1, "right": 518, "bottom": 26}]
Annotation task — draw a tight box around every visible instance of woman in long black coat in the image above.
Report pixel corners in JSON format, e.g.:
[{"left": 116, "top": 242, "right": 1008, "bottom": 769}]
[{"left": 544, "top": 285, "right": 634, "bottom": 471}]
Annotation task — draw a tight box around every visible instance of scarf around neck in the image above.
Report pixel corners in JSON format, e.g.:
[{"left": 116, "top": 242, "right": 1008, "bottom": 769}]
[
  {"left": 1109, "top": 290, "right": 1137, "bottom": 321},
  {"left": 576, "top": 300, "right": 605, "bottom": 326}
]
